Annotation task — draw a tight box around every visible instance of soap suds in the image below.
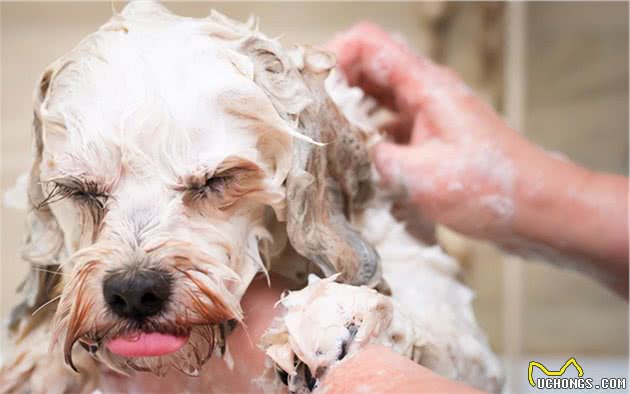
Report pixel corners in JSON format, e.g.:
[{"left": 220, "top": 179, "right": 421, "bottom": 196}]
[{"left": 479, "top": 195, "right": 515, "bottom": 222}]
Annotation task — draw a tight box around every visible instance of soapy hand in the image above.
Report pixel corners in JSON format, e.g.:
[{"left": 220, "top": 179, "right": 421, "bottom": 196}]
[
  {"left": 327, "top": 23, "right": 628, "bottom": 295},
  {"left": 327, "top": 22, "right": 538, "bottom": 240}
]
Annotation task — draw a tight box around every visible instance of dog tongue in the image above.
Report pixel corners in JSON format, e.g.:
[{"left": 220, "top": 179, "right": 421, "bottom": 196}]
[{"left": 106, "top": 332, "right": 189, "bottom": 357}]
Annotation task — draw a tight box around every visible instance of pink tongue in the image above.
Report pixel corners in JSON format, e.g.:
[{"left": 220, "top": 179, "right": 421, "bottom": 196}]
[{"left": 106, "top": 332, "right": 189, "bottom": 357}]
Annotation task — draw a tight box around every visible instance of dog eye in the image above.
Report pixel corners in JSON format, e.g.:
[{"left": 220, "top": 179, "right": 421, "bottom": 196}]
[
  {"left": 177, "top": 159, "right": 264, "bottom": 209},
  {"left": 49, "top": 183, "right": 109, "bottom": 210},
  {"left": 203, "top": 175, "right": 232, "bottom": 194},
  {"left": 68, "top": 189, "right": 108, "bottom": 208},
  {"left": 176, "top": 174, "right": 234, "bottom": 205},
  {"left": 184, "top": 174, "right": 234, "bottom": 204}
]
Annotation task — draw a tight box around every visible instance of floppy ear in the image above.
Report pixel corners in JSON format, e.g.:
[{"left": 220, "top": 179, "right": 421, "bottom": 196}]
[
  {"left": 283, "top": 47, "right": 384, "bottom": 288},
  {"left": 9, "top": 66, "right": 66, "bottom": 338},
  {"left": 242, "top": 38, "right": 384, "bottom": 288}
]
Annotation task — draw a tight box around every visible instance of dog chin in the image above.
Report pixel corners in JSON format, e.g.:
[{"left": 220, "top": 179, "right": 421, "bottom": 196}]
[{"left": 82, "top": 324, "right": 232, "bottom": 377}]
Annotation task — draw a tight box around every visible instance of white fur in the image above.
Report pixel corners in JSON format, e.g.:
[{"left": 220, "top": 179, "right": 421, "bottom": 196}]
[{"left": 1, "top": 3, "right": 502, "bottom": 393}]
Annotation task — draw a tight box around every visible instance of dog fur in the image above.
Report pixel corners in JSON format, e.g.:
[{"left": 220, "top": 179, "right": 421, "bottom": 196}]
[{"left": 1, "top": 3, "right": 502, "bottom": 393}]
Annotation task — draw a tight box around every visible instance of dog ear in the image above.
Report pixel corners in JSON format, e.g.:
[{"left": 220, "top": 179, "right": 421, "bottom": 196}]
[
  {"left": 9, "top": 66, "right": 65, "bottom": 337},
  {"left": 284, "top": 47, "right": 385, "bottom": 288},
  {"left": 240, "top": 38, "right": 384, "bottom": 288}
]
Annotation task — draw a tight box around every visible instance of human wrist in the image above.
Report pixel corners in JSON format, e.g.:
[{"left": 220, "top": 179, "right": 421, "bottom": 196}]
[
  {"left": 507, "top": 142, "right": 628, "bottom": 292},
  {"left": 510, "top": 143, "right": 588, "bottom": 249}
]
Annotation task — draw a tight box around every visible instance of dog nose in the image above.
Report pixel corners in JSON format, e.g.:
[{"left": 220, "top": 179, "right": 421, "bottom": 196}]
[{"left": 103, "top": 269, "right": 171, "bottom": 319}]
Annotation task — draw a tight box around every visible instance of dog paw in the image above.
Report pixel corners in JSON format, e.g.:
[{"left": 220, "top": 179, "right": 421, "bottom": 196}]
[{"left": 259, "top": 275, "right": 414, "bottom": 393}]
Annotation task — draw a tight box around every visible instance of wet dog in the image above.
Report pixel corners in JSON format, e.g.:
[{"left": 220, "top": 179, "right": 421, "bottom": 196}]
[{"left": 1, "top": 3, "right": 502, "bottom": 393}]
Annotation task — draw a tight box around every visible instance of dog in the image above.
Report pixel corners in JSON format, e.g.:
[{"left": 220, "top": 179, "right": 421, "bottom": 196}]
[{"left": 1, "top": 3, "right": 502, "bottom": 393}]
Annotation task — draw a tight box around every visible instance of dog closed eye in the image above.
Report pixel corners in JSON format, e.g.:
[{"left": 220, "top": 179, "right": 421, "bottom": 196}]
[
  {"left": 201, "top": 175, "right": 232, "bottom": 194},
  {"left": 183, "top": 172, "right": 236, "bottom": 203},
  {"left": 39, "top": 177, "right": 109, "bottom": 210},
  {"left": 176, "top": 157, "right": 265, "bottom": 209}
]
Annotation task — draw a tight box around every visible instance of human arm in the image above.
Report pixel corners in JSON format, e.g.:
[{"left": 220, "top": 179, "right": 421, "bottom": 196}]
[{"left": 327, "top": 23, "right": 628, "bottom": 295}]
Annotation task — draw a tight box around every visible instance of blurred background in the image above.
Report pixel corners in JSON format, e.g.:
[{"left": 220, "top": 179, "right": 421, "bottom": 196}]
[{"left": 1, "top": 2, "right": 628, "bottom": 393}]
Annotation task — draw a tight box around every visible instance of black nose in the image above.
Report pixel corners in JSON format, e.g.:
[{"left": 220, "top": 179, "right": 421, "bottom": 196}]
[{"left": 103, "top": 269, "right": 171, "bottom": 319}]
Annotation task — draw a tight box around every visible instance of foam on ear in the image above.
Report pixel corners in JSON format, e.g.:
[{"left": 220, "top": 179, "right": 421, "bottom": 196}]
[
  {"left": 225, "top": 25, "right": 384, "bottom": 287},
  {"left": 282, "top": 46, "right": 385, "bottom": 289}
]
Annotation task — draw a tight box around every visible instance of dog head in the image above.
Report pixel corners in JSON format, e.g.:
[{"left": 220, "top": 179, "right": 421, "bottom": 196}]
[{"left": 12, "top": 2, "right": 380, "bottom": 376}]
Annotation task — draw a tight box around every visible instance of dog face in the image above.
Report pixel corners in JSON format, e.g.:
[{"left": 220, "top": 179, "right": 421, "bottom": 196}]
[
  {"left": 15, "top": 2, "right": 380, "bottom": 377},
  {"left": 32, "top": 5, "right": 301, "bottom": 376}
]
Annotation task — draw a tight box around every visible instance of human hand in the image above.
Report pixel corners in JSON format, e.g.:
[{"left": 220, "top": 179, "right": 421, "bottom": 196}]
[
  {"left": 319, "top": 344, "right": 485, "bottom": 393},
  {"left": 327, "top": 22, "right": 544, "bottom": 241},
  {"left": 327, "top": 23, "right": 628, "bottom": 294},
  {"left": 98, "top": 277, "right": 489, "bottom": 393}
]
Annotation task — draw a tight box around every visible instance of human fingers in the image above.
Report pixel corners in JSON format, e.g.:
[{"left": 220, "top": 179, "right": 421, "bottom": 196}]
[
  {"left": 371, "top": 141, "right": 433, "bottom": 193},
  {"left": 326, "top": 22, "right": 459, "bottom": 115}
]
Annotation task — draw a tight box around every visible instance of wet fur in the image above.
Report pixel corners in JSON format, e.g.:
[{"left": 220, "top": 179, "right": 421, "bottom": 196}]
[
  {"left": 1, "top": 3, "right": 502, "bottom": 394},
  {"left": 1, "top": 2, "right": 384, "bottom": 388}
]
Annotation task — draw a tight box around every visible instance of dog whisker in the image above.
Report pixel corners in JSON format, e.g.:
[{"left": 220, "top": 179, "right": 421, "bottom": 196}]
[
  {"left": 32, "top": 267, "right": 67, "bottom": 276},
  {"left": 31, "top": 294, "right": 62, "bottom": 317}
]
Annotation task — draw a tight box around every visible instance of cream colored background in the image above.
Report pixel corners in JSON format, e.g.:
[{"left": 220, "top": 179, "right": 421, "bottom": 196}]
[{"left": 1, "top": 0, "right": 627, "bottom": 371}]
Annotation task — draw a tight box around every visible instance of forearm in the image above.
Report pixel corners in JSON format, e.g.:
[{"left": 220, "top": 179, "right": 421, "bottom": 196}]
[
  {"left": 327, "top": 21, "right": 628, "bottom": 294},
  {"left": 509, "top": 143, "right": 628, "bottom": 294}
]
